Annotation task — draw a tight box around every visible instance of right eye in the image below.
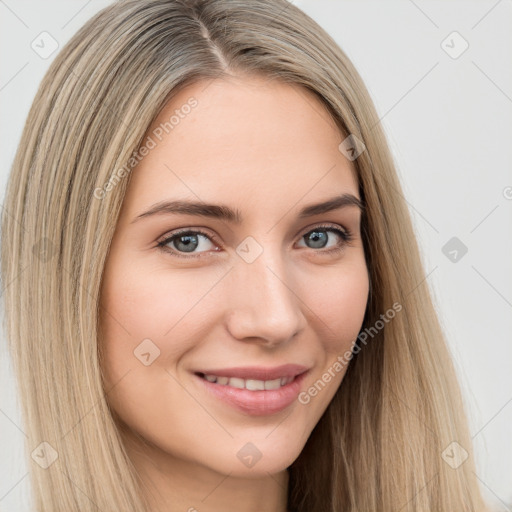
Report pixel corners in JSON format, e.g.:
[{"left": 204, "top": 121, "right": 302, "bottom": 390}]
[{"left": 156, "top": 229, "right": 220, "bottom": 259}]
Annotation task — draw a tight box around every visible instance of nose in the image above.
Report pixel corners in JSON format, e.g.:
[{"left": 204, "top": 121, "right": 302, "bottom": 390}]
[{"left": 224, "top": 247, "right": 307, "bottom": 347}]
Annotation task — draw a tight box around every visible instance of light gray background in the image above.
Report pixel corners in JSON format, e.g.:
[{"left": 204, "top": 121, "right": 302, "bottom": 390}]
[{"left": 1, "top": 1, "right": 511, "bottom": 510}]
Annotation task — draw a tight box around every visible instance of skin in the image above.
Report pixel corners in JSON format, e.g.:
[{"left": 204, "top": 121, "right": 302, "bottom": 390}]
[{"left": 99, "top": 74, "right": 369, "bottom": 512}]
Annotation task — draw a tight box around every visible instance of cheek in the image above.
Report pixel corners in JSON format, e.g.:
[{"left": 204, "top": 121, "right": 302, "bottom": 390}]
[
  {"left": 294, "top": 263, "right": 368, "bottom": 424},
  {"left": 101, "top": 262, "right": 202, "bottom": 337},
  {"left": 98, "top": 266, "right": 200, "bottom": 440},
  {"left": 98, "top": 261, "right": 223, "bottom": 383},
  {"left": 304, "top": 258, "right": 369, "bottom": 352},
  {"left": 315, "top": 260, "right": 368, "bottom": 377}
]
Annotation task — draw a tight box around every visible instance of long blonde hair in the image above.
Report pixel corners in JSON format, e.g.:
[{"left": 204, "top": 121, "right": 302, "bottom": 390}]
[{"left": 1, "top": 0, "right": 488, "bottom": 510}]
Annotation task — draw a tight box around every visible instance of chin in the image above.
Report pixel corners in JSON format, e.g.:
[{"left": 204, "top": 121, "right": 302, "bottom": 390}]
[{"left": 219, "top": 433, "right": 307, "bottom": 477}]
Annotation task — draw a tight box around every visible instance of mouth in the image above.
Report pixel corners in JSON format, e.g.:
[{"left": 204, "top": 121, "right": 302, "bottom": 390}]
[{"left": 192, "top": 364, "right": 310, "bottom": 416}]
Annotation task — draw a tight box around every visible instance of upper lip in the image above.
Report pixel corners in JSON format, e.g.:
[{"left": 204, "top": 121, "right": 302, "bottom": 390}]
[{"left": 194, "top": 364, "right": 309, "bottom": 381}]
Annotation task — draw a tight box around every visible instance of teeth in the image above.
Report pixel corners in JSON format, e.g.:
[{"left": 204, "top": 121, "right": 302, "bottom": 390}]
[
  {"left": 246, "top": 379, "right": 265, "bottom": 391},
  {"left": 229, "top": 377, "right": 245, "bottom": 389},
  {"left": 265, "top": 378, "right": 282, "bottom": 390},
  {"left": 202, "top": 374, "right": 295, "bottom": 390}
]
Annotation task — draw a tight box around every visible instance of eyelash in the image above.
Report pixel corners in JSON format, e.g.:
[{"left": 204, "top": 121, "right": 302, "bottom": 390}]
[{"left": 156, "top": 223, "right": 354, "bottom": 260}]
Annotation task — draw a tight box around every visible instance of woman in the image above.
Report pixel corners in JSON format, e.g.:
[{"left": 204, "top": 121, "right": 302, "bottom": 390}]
[{"left": 0, "top": 0, "right": 489, "bottom": 511}]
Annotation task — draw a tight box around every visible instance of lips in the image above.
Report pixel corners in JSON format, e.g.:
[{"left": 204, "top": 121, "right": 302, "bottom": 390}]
[{"left": 192, "top": 364, "right": 310, "bottom": 415}]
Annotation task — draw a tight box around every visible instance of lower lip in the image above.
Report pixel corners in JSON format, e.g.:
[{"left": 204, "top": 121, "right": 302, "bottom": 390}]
[{"left": 194, "top": 371, "right": 309, "bottom": 416}]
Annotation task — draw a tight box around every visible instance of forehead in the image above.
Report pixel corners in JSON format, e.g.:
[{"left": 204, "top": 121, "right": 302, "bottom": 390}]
[{"left": 121, "top": 75, "right": 359, "bottom": 221}]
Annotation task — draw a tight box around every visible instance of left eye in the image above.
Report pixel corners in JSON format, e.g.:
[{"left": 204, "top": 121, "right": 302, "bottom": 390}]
[
  {"left": 156, "top": 224, "right": 352, "bottom": 259},
  {"left": 297, "top": 226, "right": 350, "bottom": 250}
]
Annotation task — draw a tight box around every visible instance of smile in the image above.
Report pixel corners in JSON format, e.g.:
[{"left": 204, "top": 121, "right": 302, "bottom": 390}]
[{"left": 192, "top": 364, "right": 310, "bottom": 416}]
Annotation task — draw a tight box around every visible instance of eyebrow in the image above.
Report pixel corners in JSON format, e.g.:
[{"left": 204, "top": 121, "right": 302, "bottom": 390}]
[{"left": 131, "top": 193, "right": 364, "bottom": 225}]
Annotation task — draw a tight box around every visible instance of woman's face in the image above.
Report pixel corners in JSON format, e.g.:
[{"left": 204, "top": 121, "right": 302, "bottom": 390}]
[{"left": 99, "top": 75, "right": 369, "bottom": 481}]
